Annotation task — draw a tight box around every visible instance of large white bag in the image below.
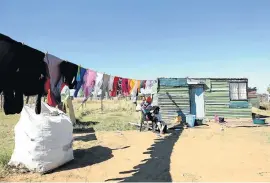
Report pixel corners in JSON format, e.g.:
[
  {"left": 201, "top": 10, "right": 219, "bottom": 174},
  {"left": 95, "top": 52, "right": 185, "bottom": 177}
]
[{"left": 8, "top": 102, "right": 74, "bottom": 173}]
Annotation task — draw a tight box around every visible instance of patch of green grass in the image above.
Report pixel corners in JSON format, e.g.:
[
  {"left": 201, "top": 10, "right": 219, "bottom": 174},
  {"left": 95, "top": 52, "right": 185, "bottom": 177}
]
[
  {"left": 75, "top": 99, "right": 140, "bottom": 131},
  {"left": 0, "top": 112, "right": 19, "bottom": 177},
  {"left": 77, "top": 110, "right": 139, "bottom": 131}
]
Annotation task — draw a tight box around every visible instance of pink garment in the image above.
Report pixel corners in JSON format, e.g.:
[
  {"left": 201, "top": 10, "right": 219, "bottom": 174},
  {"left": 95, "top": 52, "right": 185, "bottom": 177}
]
[
  {"left": 83, "top": 69, "right": 97, "bottom": 97},
  {"left": 121, "top": 78, "right": 129, "bottom": 96}
]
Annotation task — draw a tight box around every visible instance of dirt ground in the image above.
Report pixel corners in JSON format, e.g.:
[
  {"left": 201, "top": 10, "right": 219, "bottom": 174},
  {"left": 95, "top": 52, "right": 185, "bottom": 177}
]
[{"left": 1, "top": 122, "right": 270, "bottom": 182}]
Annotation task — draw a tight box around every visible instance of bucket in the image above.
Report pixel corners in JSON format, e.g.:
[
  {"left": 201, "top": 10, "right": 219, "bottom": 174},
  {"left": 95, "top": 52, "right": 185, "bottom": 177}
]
[
  {"left": 253, "top": 118, "right": 265, "bottom": 125},
  {"left": 186, "top": 115, "right": 196, "bottom": 127}
]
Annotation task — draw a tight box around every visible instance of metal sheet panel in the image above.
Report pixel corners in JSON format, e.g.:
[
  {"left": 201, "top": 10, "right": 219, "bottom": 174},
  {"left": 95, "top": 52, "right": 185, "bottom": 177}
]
[
  {"left": 205, "top": 79, "right": 251, "bottom": 119},
  {"left": 157, "top": 86, "right": 190, "bottom": 124},
  {"left": 158, "top": 78, "right": 188, "bottom": 87}
]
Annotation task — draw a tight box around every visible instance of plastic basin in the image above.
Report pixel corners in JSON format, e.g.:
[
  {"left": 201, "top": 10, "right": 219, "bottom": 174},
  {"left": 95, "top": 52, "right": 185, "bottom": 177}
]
[{"left": 253, "top": 118, "right": 265, "bottom": 125}]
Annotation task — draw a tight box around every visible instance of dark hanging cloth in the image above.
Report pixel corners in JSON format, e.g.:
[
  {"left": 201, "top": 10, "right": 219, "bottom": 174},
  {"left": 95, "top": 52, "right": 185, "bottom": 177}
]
[
  {"left": 17, "top": 45, "right": 47, "bottom": 96},
  {"left": 117, "top": 77, "right": 123, "bottom": 96},
  {"left": 0, "top": 34, "right": 23, "bottom": 115},
  {"left": 0, "top": 33, "right": 47, "bottom": 115},
  {"left": 59, "top": 61, "right": 78, "bottom": 89},
  {"left": 0, "top": 34, "right": 21, "bottom": 94},
  {"left": 101, "top": 74, "right": 110, "bottom": 99},
  {"left": 140, "top": 80, "right": 146, "bottom": 89}
]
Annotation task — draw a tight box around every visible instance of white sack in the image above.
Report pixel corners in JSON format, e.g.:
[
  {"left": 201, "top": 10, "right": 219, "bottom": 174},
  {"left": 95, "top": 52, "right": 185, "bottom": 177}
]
[{"left": 8, "top": 102, "right": 74, "bottom": 173}]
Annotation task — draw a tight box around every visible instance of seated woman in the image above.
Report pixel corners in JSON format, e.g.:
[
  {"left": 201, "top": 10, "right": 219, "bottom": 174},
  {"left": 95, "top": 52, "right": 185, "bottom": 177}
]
[{"left": 141, "top": 96, "right": 153, "bottom": 119}]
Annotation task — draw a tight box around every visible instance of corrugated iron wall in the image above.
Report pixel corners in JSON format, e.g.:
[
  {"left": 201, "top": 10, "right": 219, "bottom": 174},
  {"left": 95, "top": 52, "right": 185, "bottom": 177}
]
[
  {"left": 205, "top": 79, "right": 251, "bottom": 119},
  {"left": 157, "top": 86, "right": 190, "bottom": 124}
]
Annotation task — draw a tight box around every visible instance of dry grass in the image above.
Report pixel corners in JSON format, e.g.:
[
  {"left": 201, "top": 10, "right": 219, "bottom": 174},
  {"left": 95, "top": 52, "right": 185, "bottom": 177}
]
[
  {"left": 74, "top": 99, "right": 140, "bottom": 131},
  {"left": 261, "top": 102, "right": 270, "bottom": 110},
  {"left": 0, "top": 99, "right": 140, "bottom": 177}
]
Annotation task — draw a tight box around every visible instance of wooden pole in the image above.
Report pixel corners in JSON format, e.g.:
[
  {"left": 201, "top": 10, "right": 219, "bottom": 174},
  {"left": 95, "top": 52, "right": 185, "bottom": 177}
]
[
  {"left": 101, "top": 97, "right": 103, "bottom": 112},
  {"left": 0, "top": 93, "right": 2, "bottom": 111}
]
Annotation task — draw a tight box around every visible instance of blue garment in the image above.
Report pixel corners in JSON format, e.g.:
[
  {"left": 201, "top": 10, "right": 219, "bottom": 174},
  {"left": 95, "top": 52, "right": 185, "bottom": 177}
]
[
  {"left": 74, "top": 67, "right": 87, "bottom": 97},
  {"left": 142, "top": 102, "right": 152, "bottom": 114}
]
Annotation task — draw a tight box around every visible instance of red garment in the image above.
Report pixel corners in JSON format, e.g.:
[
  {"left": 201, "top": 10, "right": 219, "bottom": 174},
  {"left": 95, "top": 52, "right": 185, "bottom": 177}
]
[
  {"left": 44, "top": 79, "right": 50, "bottom": 93},
  {"left": 110, "top": 77, "right": 119, "bottom": 97},
  {"left": 47, "top": 89, "right": 57, "bottom": 107},
  {"left": 146, "top": 96, "right": 152, "bottom": 103},
  {"left": 121, "top": 78, "right": 129, "bottom": 96},
  {"left": 44, "top": 79, "right": 57, "bottom": 107},
  {"left": 60, "top": 82, "right": 67, "bottom": 92}
]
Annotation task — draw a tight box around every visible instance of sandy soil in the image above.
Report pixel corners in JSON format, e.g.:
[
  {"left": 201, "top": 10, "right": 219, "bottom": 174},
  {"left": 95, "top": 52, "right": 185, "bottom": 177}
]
[{"left": 1, "top": 122, "right": 270, "bottom": 182}]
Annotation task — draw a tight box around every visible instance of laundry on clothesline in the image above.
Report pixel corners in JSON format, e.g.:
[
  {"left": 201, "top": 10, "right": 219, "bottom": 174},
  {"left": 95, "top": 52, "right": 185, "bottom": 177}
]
[{"left": 0, "top": 33, "right": 158, "bottom": 115}]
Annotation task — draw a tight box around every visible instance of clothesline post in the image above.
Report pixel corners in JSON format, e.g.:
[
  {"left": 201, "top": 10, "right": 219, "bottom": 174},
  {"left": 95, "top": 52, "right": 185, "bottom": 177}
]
[
  {"left": 101, "top": 97, "right": 103, "bottom": 112},
  {"left": 0, "top": 93, "right": 3, "bottom": 111}
]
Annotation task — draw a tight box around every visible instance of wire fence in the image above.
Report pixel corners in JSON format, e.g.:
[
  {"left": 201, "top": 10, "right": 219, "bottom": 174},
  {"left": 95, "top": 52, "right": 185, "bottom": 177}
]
[{"left": 0, "top": 93, "right": 138, "bottom": 113}]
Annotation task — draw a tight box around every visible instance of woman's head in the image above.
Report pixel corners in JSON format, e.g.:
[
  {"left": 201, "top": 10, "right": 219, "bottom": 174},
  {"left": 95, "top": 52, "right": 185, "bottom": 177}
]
[{"left": 142, "top": 96, "right": 146, "bottom": 101}]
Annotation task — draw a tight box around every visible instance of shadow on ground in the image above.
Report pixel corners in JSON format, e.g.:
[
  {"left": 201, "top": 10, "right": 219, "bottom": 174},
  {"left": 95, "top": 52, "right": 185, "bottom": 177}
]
[
  {"left": 73, "top": 133, "right": 97, "bottom": 142},
  {"left": 52, "top": 145, "right": 113, "bottom": 173},
  {"left": 106, "top": 129, "right": 183, "bottom": 182},
  {"left": 73, "top": 121, "right": 99, "bottom": 134}
]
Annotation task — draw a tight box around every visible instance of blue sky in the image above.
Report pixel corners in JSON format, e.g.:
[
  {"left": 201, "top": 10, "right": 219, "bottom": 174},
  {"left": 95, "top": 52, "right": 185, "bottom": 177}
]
[{"left": 2, "top": 0, "right": 270, "bottom": 93}]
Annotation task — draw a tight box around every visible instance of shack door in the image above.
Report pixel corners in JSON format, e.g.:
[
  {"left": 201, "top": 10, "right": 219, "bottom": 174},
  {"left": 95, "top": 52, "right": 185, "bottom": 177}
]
[{"left": 190, "top": 85, "right": 205, "bottom": 119}]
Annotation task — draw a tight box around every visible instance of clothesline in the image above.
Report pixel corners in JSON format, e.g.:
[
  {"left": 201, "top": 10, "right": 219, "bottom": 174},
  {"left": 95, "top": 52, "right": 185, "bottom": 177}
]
[{"left": 44, "top": 50, "right": 153, "bottom": 82}]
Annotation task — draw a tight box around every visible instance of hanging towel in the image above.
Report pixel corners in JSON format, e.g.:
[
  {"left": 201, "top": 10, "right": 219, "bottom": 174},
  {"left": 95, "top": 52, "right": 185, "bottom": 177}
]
[
  {"left": 108, "top": 75, "right": 115, "bottom": 92},
  {"left": 129, "top": 79, "right": 136, "bottom": 94},
  {"left": 76, "top": 65, "right": 81, "bottom": 81},
  {"left": 101, "top": 74, "right": 110, "bottom": 99},
  {"left": 144, "top": 80, "right": 154, "bottom": 94},
  {"left": 93, "top": 72, "right": 104, "bottom": 97},
  {"left": 127, "top": 79, "right": 131, "bottom": 94},
  {"left": 151, "top": 80, "right": 158, "bottom": 94},
  {"left": 140, "top": 80, "right": 146, "bottom": 89},
  {"left": 47, "top": 89, "right": 57, "bottom": 107},
  {"left": 44, "top": 53, "right": 63, "bottom": 91},
  {"left": 136, "top": 80, "right": 141, "bottom": 93},
  {"left": 74, "top": 67, "right": 86, "bottom": 97},
  {"left": 110, "top": 77, "right": 119, "bottom": 97},
  {"left": 44, "top": 78, "right": 51, "bottom": 94},
  {"left": 121, "top": 78, "right": 129, "bottom": 96},
  {"left": 83, "top": 69, "right": 97, "bottom": 97}
]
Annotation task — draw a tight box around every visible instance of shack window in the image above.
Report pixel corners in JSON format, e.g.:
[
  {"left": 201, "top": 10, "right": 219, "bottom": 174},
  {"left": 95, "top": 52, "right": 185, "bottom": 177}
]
[{"left": 229, "top": 82, "right": 247, "bottom": 100}]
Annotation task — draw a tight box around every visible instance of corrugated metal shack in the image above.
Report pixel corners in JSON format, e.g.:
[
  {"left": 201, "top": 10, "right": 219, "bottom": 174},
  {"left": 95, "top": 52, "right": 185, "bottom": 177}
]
[{"left": 154, "top": 77, "right": 252, "bottom": 124}]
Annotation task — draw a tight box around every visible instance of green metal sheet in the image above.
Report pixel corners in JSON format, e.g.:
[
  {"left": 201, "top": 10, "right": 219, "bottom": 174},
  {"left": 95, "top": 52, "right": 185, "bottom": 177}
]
[
  {"left": 157, "top": 86, "right": 190, "bottom": 123},
  {"left": 205, "top": 78, "right": 251, "bottom": 119}
]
